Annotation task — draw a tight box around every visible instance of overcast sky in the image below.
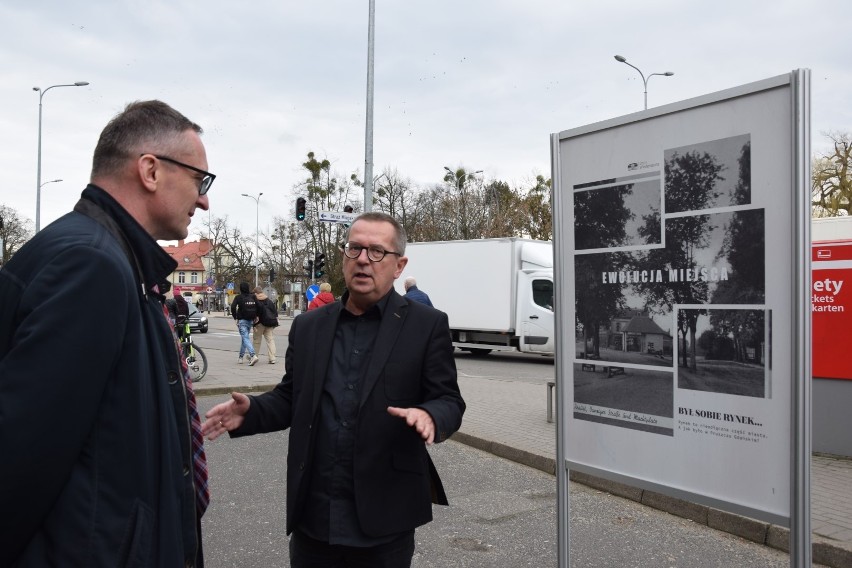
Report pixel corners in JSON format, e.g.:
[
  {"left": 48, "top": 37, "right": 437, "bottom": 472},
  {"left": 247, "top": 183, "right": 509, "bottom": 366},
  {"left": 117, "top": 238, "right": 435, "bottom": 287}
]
[{"left": 1, "top": 0, "right": 849, "bottom": 237}]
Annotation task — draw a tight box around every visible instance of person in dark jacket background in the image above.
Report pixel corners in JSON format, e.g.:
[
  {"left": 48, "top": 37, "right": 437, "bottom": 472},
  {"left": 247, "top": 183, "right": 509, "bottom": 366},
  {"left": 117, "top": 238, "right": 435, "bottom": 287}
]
[
  {"left": 231, "top": 281, "right": 259, "bottom": 365},
  {"left": 403, "top": 276, "right": 434, "bottom": 307},
  {"left": 164, "top": 282, "right": 190, "bottom": 338},
  {"left": 0, "top": 100, "right": 212, "bottom": 567}
]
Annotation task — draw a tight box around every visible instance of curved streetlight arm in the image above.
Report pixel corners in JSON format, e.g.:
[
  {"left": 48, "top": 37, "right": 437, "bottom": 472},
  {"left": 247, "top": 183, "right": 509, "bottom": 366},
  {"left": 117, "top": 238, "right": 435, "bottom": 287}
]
[
  {"left": 617, "top": 57, "right": 647, "bottom": 86},
  {"left": 34, "top": 82, "right": 90, "bottom": 100},
  {"left": 40, "top": 178, "right": 62, "bottom": 189},
  {"left": 34, "top": 81, "right": 89, "bottom": 232}
]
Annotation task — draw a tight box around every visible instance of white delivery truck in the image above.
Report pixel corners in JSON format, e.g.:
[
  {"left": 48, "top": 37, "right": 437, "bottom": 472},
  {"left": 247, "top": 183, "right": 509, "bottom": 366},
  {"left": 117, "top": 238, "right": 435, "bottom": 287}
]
[{"left": 396, "top": 238, "right": 554, "bottom": 356}]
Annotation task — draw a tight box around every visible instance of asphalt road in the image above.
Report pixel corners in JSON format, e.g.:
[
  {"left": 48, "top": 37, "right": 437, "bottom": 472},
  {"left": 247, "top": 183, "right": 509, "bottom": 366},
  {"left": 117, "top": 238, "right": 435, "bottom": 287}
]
[{"left": 197, "top": 399, "right": 807, "bottom": 568}]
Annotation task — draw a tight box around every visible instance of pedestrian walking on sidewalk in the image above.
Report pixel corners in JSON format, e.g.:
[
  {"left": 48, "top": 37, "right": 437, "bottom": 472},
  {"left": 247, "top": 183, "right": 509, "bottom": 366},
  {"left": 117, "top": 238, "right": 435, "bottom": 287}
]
[
  {"left": 203, "top": 212, "right": 465, "bottom": 567},
  {"left": 231, "top": 281, "right": 259, "bottom": 365},
  {"left": 252, "top": 286, "right": 278, "bottom": 364}
]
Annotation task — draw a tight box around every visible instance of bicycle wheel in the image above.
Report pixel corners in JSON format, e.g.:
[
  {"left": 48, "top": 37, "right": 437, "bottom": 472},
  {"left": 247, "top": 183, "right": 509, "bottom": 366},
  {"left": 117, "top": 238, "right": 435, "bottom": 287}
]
[{"left": 183, "top": 342, "right": 208, "bottom": 382}]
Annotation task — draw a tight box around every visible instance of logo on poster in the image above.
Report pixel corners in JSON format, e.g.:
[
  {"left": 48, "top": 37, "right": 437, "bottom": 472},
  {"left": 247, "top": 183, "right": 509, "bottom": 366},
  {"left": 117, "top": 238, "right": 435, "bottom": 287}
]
[{"left": 625, "top": 160, "right": 660, "bottom": 171}]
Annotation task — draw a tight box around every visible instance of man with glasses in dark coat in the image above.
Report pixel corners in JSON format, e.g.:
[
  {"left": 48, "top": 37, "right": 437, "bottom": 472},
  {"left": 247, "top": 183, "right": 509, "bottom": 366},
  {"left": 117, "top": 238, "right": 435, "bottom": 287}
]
[
  {"left": 0, "top": 100, "right": 213, "bottom": 567},
  {"left": 204, "top": 212, "right": 465, "bottom": 567}
]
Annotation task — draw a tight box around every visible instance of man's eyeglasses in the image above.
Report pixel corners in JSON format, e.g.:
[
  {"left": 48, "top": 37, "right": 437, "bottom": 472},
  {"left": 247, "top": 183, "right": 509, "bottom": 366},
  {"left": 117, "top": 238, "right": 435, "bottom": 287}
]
[
  {"left": 144, "top": 154, "right": 216, "bottom": 195},
  {"left": 342, "top": 242, "right": 402, "bottom": 262}
]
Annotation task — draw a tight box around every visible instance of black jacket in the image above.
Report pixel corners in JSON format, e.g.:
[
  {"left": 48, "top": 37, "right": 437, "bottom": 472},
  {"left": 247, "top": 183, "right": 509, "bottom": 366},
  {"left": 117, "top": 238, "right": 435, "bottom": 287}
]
[
  {"left": 230, "top": 282, "right": 258, "bottom": 321},
  {"left": 0, "top": 185, "right": 202, "bottom": 567},
  {"left": 232, "top": 290, "right": 465, "bottom": 537}
]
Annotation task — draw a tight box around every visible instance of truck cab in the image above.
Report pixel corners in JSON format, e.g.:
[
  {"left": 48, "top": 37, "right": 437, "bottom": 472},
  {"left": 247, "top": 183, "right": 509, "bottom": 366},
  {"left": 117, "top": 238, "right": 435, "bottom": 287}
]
[{"left": 518, "top": 271, "right": 554, "bottom": 353}]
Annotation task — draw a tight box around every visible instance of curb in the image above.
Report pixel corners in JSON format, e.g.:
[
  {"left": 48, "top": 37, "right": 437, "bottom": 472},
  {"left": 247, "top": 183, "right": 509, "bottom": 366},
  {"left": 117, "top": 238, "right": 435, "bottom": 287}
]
[
  {"left": 195, "top": 384, "right": 275, "bottom": 398},
  {"left": 196, "top": 387, "right": 852, "bottom": 567}
]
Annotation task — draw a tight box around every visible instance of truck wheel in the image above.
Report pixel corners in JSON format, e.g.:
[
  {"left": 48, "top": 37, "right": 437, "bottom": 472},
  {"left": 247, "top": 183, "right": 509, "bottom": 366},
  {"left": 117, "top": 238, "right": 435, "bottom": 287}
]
[{"left": 466, "top": 348, "right": 492, "bottom": 357}]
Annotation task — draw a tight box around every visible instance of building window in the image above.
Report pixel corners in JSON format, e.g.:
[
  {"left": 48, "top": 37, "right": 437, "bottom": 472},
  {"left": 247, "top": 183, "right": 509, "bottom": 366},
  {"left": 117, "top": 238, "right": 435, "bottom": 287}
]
[
  {"left": 191, "top": 272, "right": 199, "bottom": 284},
  {"left": 178, "top": 272, "right": 186, "bottom": 284}
]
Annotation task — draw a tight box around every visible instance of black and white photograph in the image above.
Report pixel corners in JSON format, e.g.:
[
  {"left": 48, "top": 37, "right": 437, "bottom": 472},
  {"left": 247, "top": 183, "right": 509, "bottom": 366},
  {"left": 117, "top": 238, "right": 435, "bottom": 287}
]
[
  {"left": 574, "top": 178, "right": 662, "bottom": 250},
  {"left": 676, "top": 308, "right": 768, "bottom": 398},
  {"left": 573, "top": 364, "right": 674, "bottom": 436},
  {"left": 574, "top": 208, "right": 765, "bottom": 369},
  {"left": 664, "top": 134, "right": 751, "bottom": 214}
]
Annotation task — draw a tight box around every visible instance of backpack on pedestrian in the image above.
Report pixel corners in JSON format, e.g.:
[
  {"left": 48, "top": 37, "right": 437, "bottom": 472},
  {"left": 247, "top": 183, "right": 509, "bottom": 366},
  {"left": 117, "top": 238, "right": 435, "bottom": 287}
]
[
  {"left": 259, "top": 299, "right": 279, "bottom": 328},
  {"left": 239, "top": 295, "right": 259, "bottom": 321}
]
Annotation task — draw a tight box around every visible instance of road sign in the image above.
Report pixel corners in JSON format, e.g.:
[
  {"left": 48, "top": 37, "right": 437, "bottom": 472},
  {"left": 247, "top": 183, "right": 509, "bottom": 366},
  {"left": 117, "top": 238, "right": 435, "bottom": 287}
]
[
  {"left": 306, "top": 284, "right": 320, "bottom": 301},
  {"left": 319, "top": 210, "right": 358, "bottom": 224},
  {"left": 206, "top": 286, "right": 213, "bottom": 293}
]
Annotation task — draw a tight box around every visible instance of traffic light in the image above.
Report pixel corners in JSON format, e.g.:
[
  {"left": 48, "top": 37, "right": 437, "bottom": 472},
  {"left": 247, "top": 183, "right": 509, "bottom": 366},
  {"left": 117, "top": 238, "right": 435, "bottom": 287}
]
[
  {"left": 269, "top": 267, "right": 276, "bottom": 282},
  {"left": 314, "top": 252, "right": 326, "bottom": 278},
  {"left": 304, "top": 259, "right": 314, "bottom": 278},
  {"left": 296, "top": 197, "right": 307, "bottom": 221}
]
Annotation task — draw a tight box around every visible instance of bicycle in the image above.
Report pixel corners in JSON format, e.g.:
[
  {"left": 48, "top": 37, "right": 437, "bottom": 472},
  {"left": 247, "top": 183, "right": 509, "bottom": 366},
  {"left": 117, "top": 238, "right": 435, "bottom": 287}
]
[{"left": 176, "top": 315, "right": 208, "bottom": 382}]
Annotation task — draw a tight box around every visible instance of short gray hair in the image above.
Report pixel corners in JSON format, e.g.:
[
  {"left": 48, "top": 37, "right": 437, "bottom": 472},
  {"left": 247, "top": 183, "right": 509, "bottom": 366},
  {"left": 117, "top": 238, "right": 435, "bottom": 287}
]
[
  {"left": 346, "top": 211, "right": 407, "bottom": 254},
  {"left": 91, "top": 100, "right": 202, "bottom": 179}
]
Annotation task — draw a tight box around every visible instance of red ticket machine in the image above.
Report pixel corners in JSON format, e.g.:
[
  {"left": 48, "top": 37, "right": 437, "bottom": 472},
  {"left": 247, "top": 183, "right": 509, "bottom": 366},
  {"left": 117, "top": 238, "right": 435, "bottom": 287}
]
[{"left": 812, "top": 240, "right": 852, "bottom": 380}]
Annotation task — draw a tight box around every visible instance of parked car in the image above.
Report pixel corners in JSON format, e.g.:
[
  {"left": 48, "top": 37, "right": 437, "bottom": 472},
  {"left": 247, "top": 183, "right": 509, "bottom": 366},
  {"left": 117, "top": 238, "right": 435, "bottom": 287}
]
[{"left": 187, "top": 302, "right": 209, "bottom": 333}]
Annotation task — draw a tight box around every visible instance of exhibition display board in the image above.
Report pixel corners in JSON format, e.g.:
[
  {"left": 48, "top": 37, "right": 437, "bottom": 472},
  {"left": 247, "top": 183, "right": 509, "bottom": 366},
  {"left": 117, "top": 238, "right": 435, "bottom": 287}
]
[{"left": 551, "top": 70, "right": 811, "bottom": 567}]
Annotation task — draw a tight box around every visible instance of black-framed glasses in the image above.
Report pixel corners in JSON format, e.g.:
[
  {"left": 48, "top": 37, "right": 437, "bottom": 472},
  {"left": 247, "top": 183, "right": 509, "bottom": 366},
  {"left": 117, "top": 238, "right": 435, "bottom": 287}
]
[
  {"left": 144, "top": 154, "right": 216, "bottom": 195},
  {"left": 342, "top": 242, "right": 402, "bottom": 262}
]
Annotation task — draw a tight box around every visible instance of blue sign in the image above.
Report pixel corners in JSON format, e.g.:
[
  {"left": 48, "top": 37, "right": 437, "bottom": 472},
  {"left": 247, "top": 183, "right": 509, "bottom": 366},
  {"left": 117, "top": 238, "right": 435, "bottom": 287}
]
[
  {"left": 227, "top": 282, "right": 234, "bottom": 290},
  {"left": 306, "top": 284, "right": 320, "bottom": 301}
]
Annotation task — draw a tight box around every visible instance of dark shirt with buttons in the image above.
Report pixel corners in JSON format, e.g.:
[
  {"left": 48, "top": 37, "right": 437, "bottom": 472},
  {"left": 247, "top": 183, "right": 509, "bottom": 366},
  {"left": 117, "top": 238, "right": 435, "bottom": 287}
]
[{"left": 299, "top": 291, "right": 413, "bottom": 546}]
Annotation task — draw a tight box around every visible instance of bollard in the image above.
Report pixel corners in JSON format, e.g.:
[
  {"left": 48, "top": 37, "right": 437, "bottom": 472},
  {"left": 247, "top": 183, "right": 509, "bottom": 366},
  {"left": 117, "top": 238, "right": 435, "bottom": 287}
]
[{"left": 547, "top": 381, "right": 556, "bottom": 423}]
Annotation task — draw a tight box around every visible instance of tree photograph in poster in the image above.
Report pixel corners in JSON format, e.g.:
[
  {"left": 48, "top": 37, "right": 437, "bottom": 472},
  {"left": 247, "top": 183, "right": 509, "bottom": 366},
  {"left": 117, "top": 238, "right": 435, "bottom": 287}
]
[
  {"left": 677, "top": 308, "right": 768, "bottom": 398},
  {"left": 664, "top": 134, "right": 752, "bottom": 214},
  {"left": 574, "top": 176, "right": 662, "bottom": 250}
]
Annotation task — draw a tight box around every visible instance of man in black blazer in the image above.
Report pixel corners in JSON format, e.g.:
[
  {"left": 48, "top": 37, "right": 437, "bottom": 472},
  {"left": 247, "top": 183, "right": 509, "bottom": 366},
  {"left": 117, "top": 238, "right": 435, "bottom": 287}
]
[{"left": 203, "top": 212, "right": 465, "bottom": 567}]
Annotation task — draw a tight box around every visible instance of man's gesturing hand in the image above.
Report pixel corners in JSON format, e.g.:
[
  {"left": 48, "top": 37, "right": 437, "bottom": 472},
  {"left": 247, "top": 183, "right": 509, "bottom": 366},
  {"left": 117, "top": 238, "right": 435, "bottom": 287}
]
[
  {"left": 202, "top": 392, "right": 250, "bottom": 440},
  {"left": 387, "top": 407, "right": 436, "bottom": 445}
]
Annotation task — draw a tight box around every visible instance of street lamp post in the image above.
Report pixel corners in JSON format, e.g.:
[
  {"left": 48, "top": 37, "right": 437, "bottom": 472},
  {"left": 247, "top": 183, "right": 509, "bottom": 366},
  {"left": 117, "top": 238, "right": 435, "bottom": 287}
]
[
  {"left": 241, "top": 192, "right": 263, "bottom": 287},
  {"left": 613, "top": 55, "right": 673, "bottom": 110},
  {"left": 34, "top": 81, "right": 89, "bottom": 232},
  {"left": 363, "top": 0, "right": 376, "bottom": 212}
]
